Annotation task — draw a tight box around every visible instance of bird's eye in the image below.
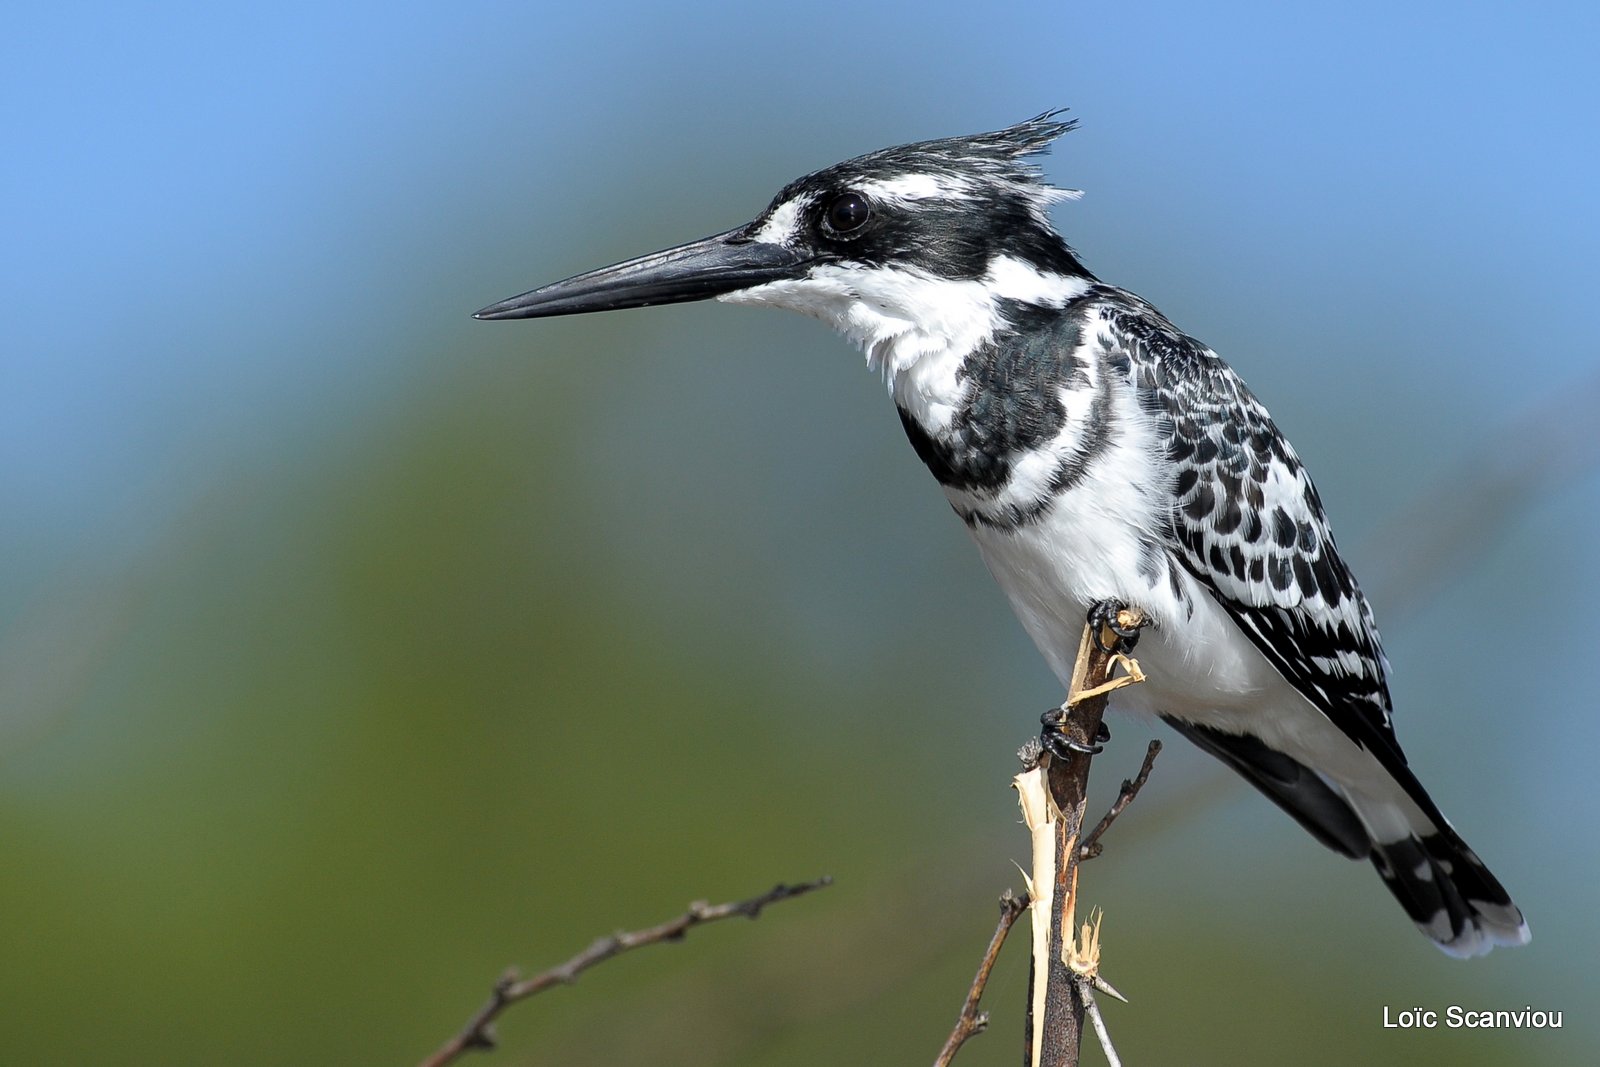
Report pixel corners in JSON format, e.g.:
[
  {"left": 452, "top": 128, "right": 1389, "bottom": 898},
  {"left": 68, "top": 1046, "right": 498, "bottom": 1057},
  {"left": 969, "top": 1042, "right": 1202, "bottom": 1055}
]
[{"left": 823, "top": 191, "right": 871, "bottom": 236}]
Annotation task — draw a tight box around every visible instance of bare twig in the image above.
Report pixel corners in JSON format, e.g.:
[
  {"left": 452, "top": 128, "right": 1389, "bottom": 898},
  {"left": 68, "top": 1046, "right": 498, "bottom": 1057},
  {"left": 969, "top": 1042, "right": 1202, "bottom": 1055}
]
[
  {"left": 1022, "top": 607, "right": 1148, "bottom": 1067},
  {"left": 1079, "top": 740, "right": 1163, "bottom": 862},
  {"left": 419, "top": 877, "right": 833, "bottom": 1067},
  {"left": 1079, "top": 976, "right": 1122, "bottom": 1067},
  {"left": 934, "top": 890, "right": 1030, "bottom": 1066}
]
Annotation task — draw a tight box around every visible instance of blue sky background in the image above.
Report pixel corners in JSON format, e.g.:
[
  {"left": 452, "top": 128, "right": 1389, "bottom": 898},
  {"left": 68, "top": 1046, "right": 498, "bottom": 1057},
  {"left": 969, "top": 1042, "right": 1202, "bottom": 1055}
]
[
  {"left": 3, "top": 2, "right": 1597, "bottom": 1063},
  {"left": 7, "top": 1, "right": 1599, "bottom": 564}
]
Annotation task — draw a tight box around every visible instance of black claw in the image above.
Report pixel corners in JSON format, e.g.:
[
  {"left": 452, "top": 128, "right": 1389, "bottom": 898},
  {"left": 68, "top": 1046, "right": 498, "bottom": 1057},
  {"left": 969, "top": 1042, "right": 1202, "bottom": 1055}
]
[
  {"left": 1088, "top": 598, "right": 1142, "bottom": 653},
  {"left": 1040, "top": 708, "right": 1103, "bottom": 757},
  {"left": 1095, "top": 721, "right": 1111, "bottom": 745}
]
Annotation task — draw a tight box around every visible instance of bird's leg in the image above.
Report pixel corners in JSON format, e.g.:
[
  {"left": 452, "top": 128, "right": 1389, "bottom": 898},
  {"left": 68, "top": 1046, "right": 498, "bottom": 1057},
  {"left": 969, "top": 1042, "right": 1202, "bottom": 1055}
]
[
  {"left": 1039, "top": 600, "right": 1149, "bottom": 759},
  {"left": 1040, "top": 709, "right": 1112, "bottom": 758},
  {"left": 1087, "top": 597, "right": 1143, "bottom": 653},
  {"left": 1072, "top": 599, "right": 1148, "bottom": 702}
]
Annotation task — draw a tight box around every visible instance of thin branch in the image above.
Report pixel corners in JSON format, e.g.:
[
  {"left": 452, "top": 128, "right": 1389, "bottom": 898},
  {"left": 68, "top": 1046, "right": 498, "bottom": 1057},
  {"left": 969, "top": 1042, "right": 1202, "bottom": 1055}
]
[
  {"left": 1025, "top": 606, "right": 1148, "bottom": 1067},
  {"left": 934, "top": 890, "right": 1030, "bottom": 1067},
  {"left": 419, "top": 877, "right": 833, "bottom": 1067},
  {"left": 1079, "top": 740, "right": 1163, "bottom": 862},
  {"left": 1078, "top": 977, "right": 1122, "bottom": 1067}
]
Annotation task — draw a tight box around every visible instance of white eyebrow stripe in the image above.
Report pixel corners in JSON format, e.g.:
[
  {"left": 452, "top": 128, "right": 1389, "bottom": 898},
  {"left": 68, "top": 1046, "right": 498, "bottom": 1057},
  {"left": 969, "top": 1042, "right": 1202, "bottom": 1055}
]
[{"left": 855, "top": 174, "right": 975, "bottom": 203}]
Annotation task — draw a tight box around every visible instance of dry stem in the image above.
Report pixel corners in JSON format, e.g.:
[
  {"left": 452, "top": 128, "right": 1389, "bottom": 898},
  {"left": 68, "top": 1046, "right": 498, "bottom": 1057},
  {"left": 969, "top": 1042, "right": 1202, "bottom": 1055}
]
[
  {"left": 419, "top": 877, "right": 833, "bottom": 1067},
  {"left": 1080, "top": 740, "right": 1163, "bottom": 862},
  {"left": 1021, "top": 607, "right": 1148, "bottom": 1067},
  {"left": 932, "top": 890, "right": 1031, "bottom": 1067}
]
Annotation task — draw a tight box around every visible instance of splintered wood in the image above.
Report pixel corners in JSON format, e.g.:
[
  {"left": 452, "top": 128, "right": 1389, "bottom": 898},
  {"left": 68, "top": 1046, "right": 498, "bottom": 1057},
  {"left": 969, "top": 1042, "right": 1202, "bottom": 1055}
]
[{"left": 1014, "top": 608, "right": 1146, "bottom": 1067}]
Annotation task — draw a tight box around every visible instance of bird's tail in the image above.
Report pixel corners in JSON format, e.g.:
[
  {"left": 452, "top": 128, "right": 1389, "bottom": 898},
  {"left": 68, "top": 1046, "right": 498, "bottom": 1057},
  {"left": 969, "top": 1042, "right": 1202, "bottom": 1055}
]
[
  {"left": 1366, "top": 817, "right": 1530, "bottom": 958},
  {"left": 1161, "top": 716, "right": 1528, "bottom": 955}
]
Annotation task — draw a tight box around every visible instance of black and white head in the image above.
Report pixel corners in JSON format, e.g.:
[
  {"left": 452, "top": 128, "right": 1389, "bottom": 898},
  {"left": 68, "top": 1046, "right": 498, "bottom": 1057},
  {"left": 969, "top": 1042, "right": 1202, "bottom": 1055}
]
[{"left": 476, "top": 112, "right": 1094, "bottom": 377}]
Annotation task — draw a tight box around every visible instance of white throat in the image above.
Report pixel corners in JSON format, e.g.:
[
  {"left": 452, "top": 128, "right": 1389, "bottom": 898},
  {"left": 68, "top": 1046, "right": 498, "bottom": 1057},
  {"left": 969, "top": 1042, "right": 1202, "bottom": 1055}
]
[{"left": 720, "top": 254, "right": 1091, "bottom": 431}]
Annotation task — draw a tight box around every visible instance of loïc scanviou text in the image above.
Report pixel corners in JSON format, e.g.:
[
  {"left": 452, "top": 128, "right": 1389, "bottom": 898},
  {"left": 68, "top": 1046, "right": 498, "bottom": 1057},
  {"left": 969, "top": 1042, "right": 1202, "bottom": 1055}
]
[{"left": 1383, "top": 1006, "right": 1562, "bottom": 1029}]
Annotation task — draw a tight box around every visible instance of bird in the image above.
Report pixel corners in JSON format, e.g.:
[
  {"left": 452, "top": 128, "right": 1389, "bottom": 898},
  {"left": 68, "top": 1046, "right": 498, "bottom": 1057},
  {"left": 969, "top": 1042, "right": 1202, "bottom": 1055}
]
[{"left": 475, "top": 111, "right": 1529, "bottom": 957}]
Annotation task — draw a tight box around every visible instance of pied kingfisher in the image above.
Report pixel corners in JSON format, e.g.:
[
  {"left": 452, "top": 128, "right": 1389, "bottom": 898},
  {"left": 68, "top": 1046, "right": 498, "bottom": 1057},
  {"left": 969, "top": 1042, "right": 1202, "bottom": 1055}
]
[{"left": 476, "top": 112, "right": 1528, "bottom": 957}]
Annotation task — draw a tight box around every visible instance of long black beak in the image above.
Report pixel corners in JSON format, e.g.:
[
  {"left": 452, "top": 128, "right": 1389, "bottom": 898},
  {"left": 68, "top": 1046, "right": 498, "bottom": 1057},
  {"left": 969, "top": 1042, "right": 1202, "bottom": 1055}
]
[{"left": 474, "top": 227, "right": 808, "bottom": 320}]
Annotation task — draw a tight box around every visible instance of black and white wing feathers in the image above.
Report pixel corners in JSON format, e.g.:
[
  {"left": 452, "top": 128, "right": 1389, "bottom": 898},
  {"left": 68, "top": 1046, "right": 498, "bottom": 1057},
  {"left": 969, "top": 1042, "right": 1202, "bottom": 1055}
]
[
  {"left": 1085, "top": 293, "right": 1527, "bottom": 956},
  {"left": 1096, "top": 296, "right": 1448, "bottom": 822}
]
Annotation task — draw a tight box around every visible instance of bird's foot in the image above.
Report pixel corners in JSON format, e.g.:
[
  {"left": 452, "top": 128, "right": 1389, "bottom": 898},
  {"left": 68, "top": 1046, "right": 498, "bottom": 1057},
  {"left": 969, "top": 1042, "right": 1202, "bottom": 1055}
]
[
  {"left": 1040, "top": 708, "right": 1111, "bottom": 758},
  {"left": 1087, "top": 598, "right": 1144, "bottom": 653}
]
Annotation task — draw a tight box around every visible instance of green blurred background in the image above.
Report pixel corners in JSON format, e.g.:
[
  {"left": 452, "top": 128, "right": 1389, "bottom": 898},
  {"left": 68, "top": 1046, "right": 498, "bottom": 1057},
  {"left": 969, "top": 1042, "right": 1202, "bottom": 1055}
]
[{"left": 5, "top": 2, "right": 1597, "bottom": 1063}]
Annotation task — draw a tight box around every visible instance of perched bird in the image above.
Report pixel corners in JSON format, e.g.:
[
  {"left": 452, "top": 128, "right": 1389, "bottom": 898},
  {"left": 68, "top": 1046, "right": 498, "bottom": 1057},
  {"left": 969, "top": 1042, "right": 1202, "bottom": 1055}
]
[{"left": 476, "top": 112, "right": 1528, "bottom": 957}]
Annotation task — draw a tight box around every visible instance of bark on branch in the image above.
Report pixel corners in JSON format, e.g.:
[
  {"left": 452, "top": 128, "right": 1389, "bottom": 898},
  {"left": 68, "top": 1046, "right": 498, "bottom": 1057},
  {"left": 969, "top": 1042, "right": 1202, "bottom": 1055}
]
[
  {"left": 419, "top": 877, "right": 832, "bottom": 1067},
  {"left": 933, "top": 890, "right": 1031, "bottom": 1067},
  {"left": 1016, "top": 607, "right": 1151, "bottom": 1067}
]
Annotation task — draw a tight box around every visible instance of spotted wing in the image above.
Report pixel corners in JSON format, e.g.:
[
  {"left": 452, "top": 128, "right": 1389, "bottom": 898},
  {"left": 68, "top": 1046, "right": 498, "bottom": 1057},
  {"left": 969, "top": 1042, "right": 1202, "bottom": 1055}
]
[{"left": 1099, "top": 297, "right": 1421, "bottom": 786}]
